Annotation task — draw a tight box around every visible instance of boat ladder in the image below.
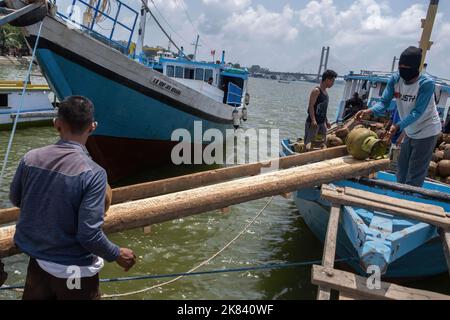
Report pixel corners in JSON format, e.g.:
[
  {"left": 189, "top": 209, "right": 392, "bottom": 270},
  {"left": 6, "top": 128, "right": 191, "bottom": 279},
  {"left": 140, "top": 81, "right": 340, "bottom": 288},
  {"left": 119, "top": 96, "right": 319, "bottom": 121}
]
[
  {"left": 313, "top": 185, "right": 450, "bottom": 300},
  {"left": 0, "top": 1, "right": 42, "bottom": 27}
]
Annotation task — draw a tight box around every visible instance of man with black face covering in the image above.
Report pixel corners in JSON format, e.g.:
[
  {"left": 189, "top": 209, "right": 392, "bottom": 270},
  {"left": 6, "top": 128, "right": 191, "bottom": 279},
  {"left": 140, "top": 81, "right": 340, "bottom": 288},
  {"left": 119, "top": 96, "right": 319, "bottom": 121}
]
[{"left": 356, "top": 46, "right": 442, "bottom": 187}]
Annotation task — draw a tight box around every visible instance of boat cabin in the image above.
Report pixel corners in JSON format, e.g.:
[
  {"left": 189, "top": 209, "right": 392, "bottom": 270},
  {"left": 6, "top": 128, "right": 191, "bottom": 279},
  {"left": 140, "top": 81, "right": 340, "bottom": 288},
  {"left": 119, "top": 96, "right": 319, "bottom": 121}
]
[
  {"left": 159, "top": 57, "right": 249, "bottom": 106},
  {"left": 336, "top": 71, "right": 450, "bottom": 130}
]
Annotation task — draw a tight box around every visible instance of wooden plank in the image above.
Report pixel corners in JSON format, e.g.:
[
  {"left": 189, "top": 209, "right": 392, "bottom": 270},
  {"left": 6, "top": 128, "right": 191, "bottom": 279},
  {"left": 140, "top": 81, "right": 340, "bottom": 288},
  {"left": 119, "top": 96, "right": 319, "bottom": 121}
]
[
  {"left": 312, "top": 265, "right": 450, "bottom": 300},
  {"left": 0, "top": 146, "right": 349, "bottom": 226},
  {"left": 317, "top": 204, "right": 341, "bottom": 300},
  {"left": 353, "top": 178, "right": 450, "bottom": 203},
  {"left": 321, "top": 185, "right": 450, "bottom": 229},
  {"left": 0, "top": 156, "right": 389, "bottom": 258},
  {"left": 439, "top": 229, "right": 450, "bottom": 279},
  {"left": 344, "top": 187, "right": 446, "bottom": 217},
  {"left": 111, "top": 146, "right": 348, "bottom": 204}
]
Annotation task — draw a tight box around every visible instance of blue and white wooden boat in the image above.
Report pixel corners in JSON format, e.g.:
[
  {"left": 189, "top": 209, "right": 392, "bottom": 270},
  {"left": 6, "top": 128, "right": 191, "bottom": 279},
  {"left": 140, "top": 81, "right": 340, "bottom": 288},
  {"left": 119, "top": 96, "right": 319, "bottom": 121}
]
[
  {"left": 281, "top": 140, "right": 450, "bottom": 279},
  {"left": 280, "top": 69, "right": 450, "bottom": 279},
  {"left": 335, "top": 70, "right": 450, "bottom": 127},
  {"left": 0, "top": 80, "right": 55, "bottom": 130},
  {"left": 5, "top": 0, "right": 249, "bottom": 182}
]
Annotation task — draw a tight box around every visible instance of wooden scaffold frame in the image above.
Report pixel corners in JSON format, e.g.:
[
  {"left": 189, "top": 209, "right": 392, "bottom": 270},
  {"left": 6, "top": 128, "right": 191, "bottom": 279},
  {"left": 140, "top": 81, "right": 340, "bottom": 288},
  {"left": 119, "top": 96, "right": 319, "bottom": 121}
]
[{"left": 312, "top": 185, "right": 450, "bottom": 300}]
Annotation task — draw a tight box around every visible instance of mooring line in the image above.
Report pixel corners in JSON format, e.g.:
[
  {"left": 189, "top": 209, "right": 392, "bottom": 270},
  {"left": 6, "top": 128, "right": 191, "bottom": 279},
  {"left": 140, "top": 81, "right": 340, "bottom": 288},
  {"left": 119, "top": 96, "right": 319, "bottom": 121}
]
[
  {"left": 0, "top": 258, "right": 354, "bottom": 292},
  {"left": 0, "top": 21, "right": 44, "bottom": 189},
  {"left": 101, "top": 196, "right": 275, "bottom": 298}
]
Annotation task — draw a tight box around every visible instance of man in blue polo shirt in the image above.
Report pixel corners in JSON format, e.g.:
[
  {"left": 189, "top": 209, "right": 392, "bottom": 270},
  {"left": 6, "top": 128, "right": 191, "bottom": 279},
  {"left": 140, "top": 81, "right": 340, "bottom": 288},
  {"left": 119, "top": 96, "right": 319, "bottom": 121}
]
[
  {"left": 356, "top": 46, "right": 442, "bottom": 187},
  {"left": 10, "top": 96, "right": 136, "bottom": 299}
]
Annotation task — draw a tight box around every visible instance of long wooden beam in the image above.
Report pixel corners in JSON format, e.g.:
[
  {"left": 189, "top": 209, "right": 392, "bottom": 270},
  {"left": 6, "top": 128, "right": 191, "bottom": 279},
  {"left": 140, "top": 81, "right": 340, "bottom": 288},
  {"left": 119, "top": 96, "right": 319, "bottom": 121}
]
[
  {"left": 312, "top": 265, "right": 450, "bottom": 300},
  {"left": 111, "top": 146, "right": 348, "bottom": 204},
  {"left": 0, "top": 156, "right": 388, "bottom": 258},
  {"left": 0, "top": 146, "right": 348, "bottom": 226}
]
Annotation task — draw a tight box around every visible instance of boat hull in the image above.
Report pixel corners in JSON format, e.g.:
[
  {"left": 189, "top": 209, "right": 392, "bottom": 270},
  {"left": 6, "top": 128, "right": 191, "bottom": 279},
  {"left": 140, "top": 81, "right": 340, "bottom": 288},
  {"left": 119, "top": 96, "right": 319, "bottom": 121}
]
[
  {"left": 17, "top": 13, "right": 240, "bottom": 181},
  {"left": 281, "top": 139, "right": 449, "bottom": 279},
  {"left": 294, "top": 191, "right": 447, "bottom": 279}
]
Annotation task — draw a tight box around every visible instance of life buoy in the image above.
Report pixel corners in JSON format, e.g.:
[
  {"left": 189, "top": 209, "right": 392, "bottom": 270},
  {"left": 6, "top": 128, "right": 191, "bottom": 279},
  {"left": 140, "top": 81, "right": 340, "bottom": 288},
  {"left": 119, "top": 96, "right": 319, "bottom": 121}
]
[{"left": 9, "top": 1, "right": 48, "bottom": 27}]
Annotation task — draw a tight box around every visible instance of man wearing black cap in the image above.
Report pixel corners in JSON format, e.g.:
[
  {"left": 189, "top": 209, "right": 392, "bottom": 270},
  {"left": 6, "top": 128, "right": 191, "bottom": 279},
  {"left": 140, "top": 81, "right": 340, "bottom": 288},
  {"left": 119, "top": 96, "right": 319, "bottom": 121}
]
[{"left": 356, "top": 46, "right": 442, "bottom": 187}]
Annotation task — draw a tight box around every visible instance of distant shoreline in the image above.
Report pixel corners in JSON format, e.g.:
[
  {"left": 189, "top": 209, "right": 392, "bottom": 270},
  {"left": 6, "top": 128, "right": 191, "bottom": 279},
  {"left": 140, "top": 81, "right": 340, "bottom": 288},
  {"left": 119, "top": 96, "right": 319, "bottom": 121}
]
[{"left": 0, "top": 55, "right": 32, "bottom": 66}]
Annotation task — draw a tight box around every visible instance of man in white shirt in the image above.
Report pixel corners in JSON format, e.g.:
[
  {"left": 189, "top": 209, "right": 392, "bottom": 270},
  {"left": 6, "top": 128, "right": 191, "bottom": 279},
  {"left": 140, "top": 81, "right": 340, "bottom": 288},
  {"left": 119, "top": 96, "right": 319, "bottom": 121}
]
[{"left": 356, "top": 47, "right": 442, "bottom": 187}]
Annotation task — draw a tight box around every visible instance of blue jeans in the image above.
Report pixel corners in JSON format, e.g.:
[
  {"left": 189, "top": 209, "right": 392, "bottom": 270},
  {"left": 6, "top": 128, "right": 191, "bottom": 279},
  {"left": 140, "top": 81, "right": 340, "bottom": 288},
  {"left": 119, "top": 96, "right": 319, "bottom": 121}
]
[{"left": 397, "top": 134, "right": 439, "bottom": 187}]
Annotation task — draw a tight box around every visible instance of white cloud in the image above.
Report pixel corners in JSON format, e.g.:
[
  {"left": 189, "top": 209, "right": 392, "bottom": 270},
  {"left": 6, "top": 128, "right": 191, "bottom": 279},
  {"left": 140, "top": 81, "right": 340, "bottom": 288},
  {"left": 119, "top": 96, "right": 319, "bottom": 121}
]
[
  {"left": 222, "top": 4, "right": 298, "bottom": 42},
  {"left": 202, "top": 0, "right": 252, "bottom": 11},
  {"left": 120, "top": 0, "right": 450, "bottom": 77}
]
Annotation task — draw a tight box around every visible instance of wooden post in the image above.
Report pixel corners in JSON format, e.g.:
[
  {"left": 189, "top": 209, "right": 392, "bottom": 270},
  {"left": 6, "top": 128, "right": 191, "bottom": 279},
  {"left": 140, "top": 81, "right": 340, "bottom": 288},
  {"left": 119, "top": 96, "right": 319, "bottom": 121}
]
[
  {"left": 220, "top": 207, "right": 230, "bottom": 214},
  {"left": 317, "top": 204, "right": 341, "bottom": 300},
  {"left": 439, "top": 228, "right": 450, "bottom": 279},
  {"left": 0, "top": 157, "right": 389, "bottom": 258},
  {"left": 143, "top": 225, "right": 152, "bottom": 234},
  {"left": 0, "top": 147, "right": 349, "bottom": 226}
]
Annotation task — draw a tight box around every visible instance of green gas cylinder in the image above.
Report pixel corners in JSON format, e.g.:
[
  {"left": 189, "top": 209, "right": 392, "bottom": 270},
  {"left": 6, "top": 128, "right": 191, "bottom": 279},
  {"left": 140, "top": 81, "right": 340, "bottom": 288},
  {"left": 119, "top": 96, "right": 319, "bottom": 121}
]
[{"left": 346, "top": 127, "right": 388, "bottom": 160}]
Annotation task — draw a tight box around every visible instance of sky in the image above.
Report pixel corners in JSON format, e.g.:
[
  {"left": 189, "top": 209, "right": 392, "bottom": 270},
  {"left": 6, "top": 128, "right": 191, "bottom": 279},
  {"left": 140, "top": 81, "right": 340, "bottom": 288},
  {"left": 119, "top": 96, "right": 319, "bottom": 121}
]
[{"left": 99, "top": 0, "right": 450, "bottom": 78}]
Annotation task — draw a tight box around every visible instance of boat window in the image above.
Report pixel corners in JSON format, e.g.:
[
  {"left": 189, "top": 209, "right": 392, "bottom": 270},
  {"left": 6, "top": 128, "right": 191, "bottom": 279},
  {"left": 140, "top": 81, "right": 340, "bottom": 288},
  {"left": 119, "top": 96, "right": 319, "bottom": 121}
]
[
  {"left": 184, "top": 68, "right": 195, "bottom": 79},
  {"left": 0, "top": 94, "right": 7, "bottom": 107},
  {"left": 195, "top": 68, "right": 204, "bottom": 81},
  {"left": 175, "top": 66, "right": 183, "bottom": 78},
  {"left": 166, "top": 65, "right": 175, "bottom": 77},
  {"left": 204, "top": 69, "right": 213, "bottom": 82}
]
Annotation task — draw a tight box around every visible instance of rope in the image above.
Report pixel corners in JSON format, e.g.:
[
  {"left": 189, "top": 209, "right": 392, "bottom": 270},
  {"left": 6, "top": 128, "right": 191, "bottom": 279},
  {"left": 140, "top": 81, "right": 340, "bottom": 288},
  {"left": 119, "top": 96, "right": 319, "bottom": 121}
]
[
  {"left": 101, "top": 196, "right": 274, "bottom": 298},
  {"left": 139, "top": 0, "right": 190, "bottom": 60},
  {"left": 0, "top": 258, "right": 353, "bottom": 292},
  {"left": 149, "top": 0, "right": 190, "bottom": 47},
  {"left": 0, "top": 20, "right": 44, "bottom": 189}
]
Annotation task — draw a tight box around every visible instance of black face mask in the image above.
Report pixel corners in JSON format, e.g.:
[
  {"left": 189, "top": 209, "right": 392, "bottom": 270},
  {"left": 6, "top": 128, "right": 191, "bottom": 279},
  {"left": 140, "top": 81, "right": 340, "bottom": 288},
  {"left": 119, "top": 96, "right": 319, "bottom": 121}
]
[{"left": 399, "top": 67, "right": 419, "bottom": 82}]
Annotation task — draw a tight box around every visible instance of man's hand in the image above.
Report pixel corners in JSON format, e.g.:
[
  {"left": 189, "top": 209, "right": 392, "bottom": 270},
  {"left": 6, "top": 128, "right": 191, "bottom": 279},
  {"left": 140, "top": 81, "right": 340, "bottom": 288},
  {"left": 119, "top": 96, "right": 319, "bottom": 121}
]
[
  {"left": 355, "top": 109, "right": 373, "bottom": 122},
  {"left": 116, "top": 248, "right": 136, "bottom": 272},
  {"left": 0, "top": 260, "right": 7, "bottom": 287},
  {"left": 384, "top": 124, "right": 399, "bottom": 144},
  {"left": 311, "top": 119, "right": 318, "bottom": 129},
  {"left": 326, "top": 121, "right": 332, "bottom": 129}
]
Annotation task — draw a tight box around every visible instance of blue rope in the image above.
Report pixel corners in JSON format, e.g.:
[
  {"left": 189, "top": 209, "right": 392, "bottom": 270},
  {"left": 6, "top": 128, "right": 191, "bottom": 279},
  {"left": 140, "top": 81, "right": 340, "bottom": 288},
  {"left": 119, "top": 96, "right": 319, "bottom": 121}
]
[
  {"left": 0, "top": 21, "right": 44, "bottom": 189},
  {"left": 0, "top": 258, "right": 352, "bottom": 291}
]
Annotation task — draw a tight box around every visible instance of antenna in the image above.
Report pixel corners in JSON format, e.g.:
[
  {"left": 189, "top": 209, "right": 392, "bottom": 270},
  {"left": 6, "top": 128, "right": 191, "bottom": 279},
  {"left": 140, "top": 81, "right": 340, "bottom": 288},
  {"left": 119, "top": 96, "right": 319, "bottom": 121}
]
[
  {"left": 191, "top": 34, "right": 201, "bottom": 61},
  {"left": 168, "top": 34, "right": 172, "bottom": 52}
]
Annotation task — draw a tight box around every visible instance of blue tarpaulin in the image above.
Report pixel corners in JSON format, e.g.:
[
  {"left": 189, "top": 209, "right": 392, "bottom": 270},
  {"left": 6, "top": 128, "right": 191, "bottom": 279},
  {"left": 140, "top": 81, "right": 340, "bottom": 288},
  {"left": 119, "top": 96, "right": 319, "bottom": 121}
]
[{"left": 226, "top": 83, "right": 242, "bottom": 106}]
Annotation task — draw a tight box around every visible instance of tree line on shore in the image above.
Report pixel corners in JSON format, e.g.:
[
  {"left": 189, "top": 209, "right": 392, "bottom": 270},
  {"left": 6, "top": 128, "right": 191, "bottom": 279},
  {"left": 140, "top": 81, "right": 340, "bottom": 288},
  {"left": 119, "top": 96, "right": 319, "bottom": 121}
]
[{"left": 0, "top": 25, "right": 28, "bottom": 56}]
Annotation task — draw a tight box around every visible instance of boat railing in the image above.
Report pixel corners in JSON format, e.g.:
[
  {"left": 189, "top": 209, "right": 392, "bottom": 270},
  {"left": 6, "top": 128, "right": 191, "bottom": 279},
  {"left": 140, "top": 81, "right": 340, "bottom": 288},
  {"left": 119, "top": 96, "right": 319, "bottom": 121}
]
[{"left": 52, "top": 0, "right": 138, "bottom": 54}]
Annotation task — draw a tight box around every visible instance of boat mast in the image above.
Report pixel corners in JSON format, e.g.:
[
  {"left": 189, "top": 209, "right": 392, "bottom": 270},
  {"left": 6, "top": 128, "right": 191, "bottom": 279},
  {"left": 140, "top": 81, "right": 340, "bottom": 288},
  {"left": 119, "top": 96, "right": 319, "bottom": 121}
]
[
  {"left": 419, "top": 0, "right": 439, "bottom": 71},
  {"left": 136, "top": 0, "right": 149, "bottom": 57},
  {"left": 191, "top": 34, "right": 201, "bottom": 61}
]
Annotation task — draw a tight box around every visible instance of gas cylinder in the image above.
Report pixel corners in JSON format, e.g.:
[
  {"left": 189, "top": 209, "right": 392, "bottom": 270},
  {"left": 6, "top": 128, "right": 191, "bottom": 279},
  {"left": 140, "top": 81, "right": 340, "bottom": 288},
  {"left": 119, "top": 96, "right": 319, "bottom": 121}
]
[{"left": 346, "top": 127, "right": 388, "bottom": 160}]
